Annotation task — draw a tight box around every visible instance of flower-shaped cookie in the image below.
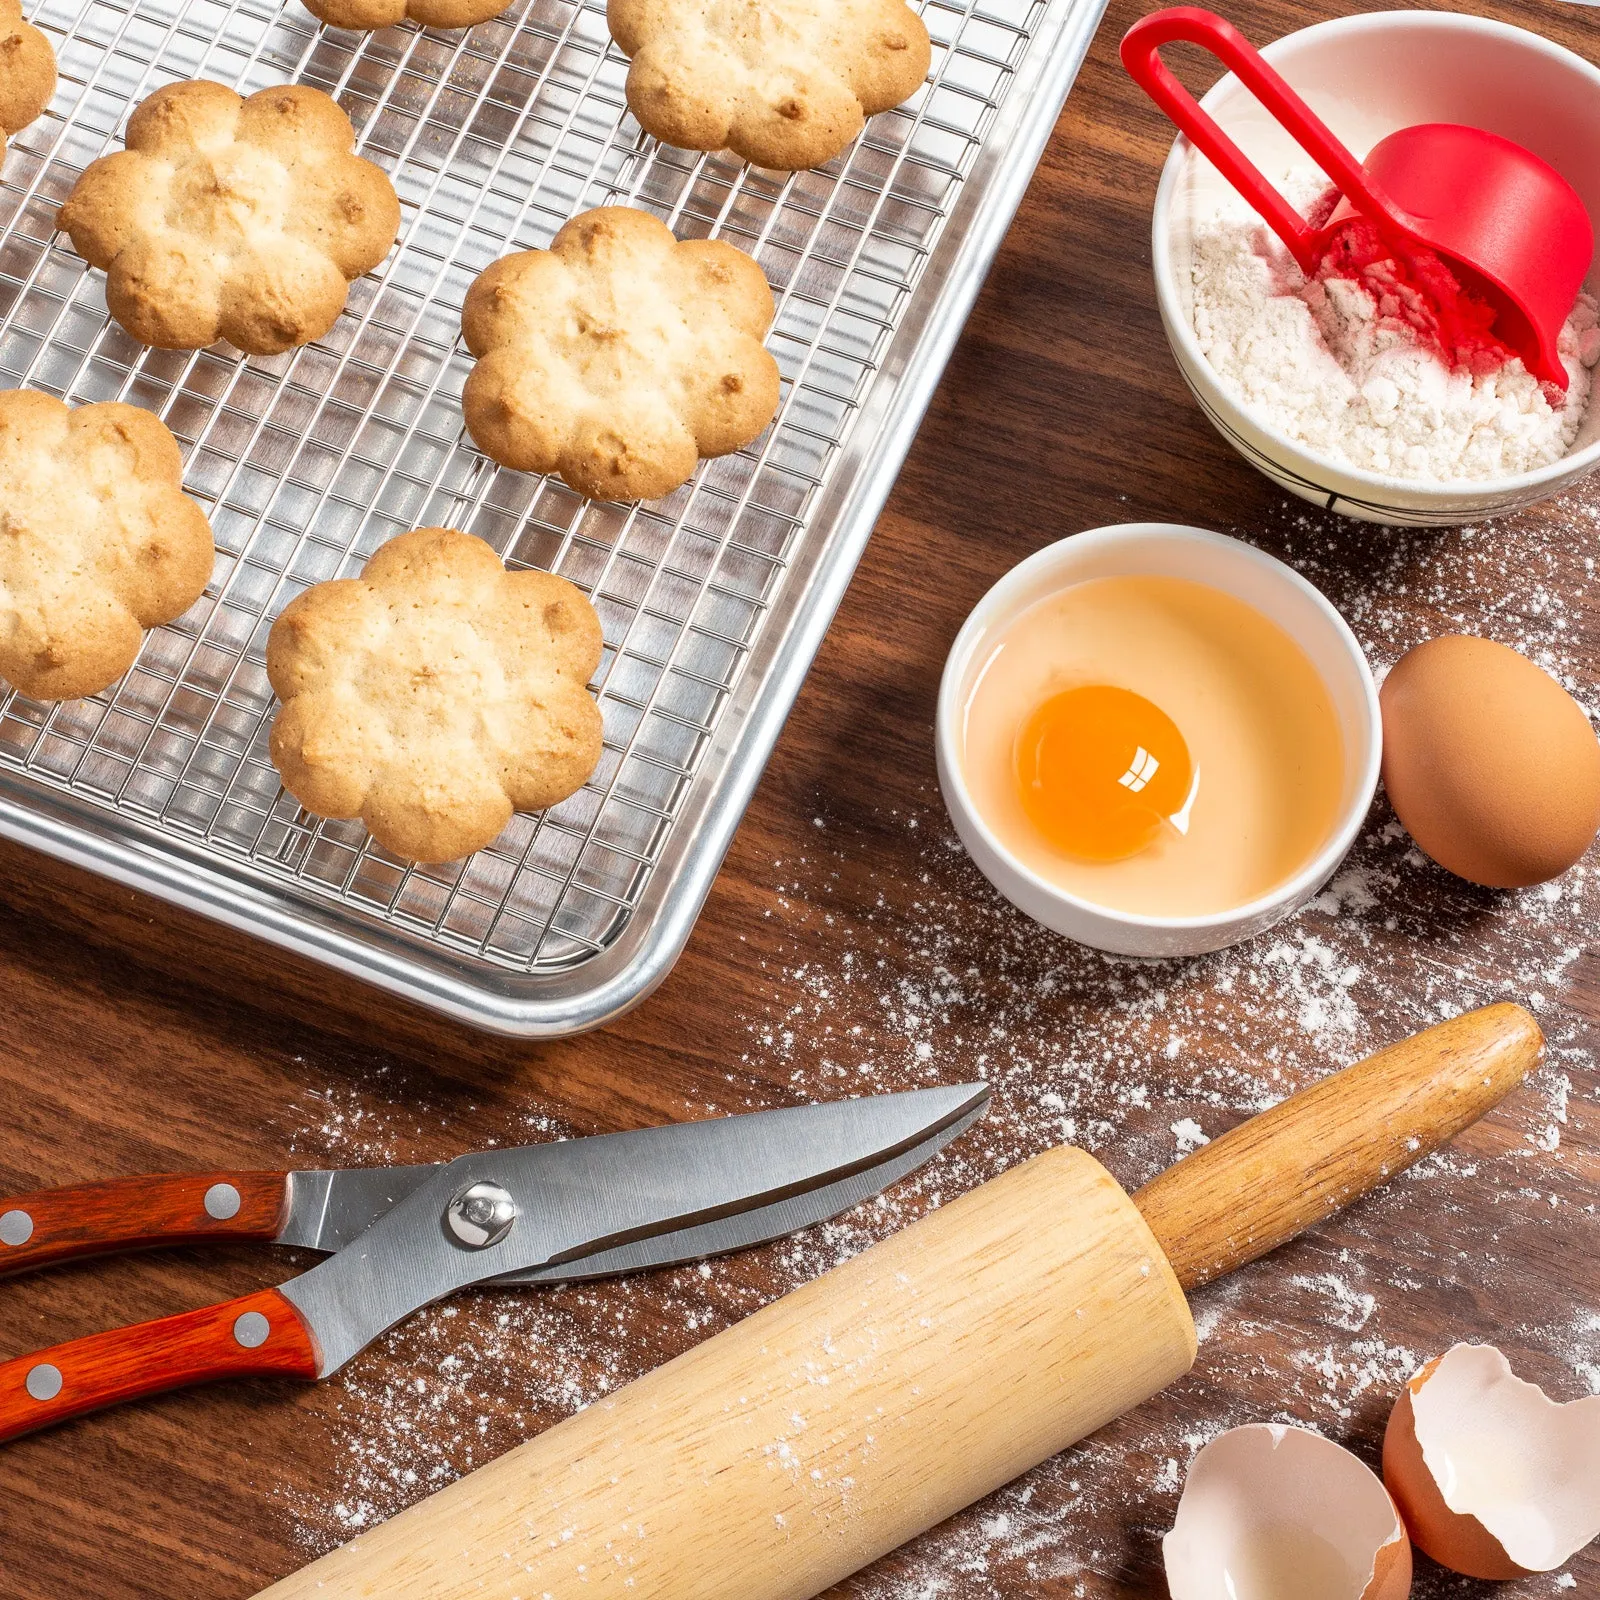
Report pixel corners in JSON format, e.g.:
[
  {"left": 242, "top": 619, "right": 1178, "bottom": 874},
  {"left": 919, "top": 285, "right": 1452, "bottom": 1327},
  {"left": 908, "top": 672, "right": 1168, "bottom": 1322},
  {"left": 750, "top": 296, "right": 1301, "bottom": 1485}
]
[
  {"left": 0, "top": 390, "right": 215, "bottom": 701},
  {"left": 300, "top": 0, "right": 509, "bottom": 33},
  {"left": 461, "top": 205, "right": 780, "bottom": 502},
  {"left": 58, "top": 80, "right": 401, "bottom": 356},
  {"left": 609, "top": 0, "right": 932, "bottom": 171},
  {"left": 0, "top": 0, "right": 55, "bottom": 160},
  {"left": 266, "top": 527, "right": 605, "bottom": 863}
]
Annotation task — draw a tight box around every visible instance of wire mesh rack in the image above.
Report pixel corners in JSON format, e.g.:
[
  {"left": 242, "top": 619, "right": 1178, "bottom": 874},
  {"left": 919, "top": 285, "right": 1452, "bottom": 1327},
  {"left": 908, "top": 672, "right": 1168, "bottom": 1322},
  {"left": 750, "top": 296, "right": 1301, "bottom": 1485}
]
[{"left": 0, "top": 0, "right": 1109, "bottom": 1034}]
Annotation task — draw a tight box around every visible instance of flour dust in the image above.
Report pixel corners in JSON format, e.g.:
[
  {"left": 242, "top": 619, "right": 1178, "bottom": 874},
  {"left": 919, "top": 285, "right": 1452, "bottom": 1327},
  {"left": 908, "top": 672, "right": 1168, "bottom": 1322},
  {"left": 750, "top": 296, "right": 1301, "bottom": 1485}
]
[{"left": 278, "top": 487, "right": 1600, "bottom": 1598}]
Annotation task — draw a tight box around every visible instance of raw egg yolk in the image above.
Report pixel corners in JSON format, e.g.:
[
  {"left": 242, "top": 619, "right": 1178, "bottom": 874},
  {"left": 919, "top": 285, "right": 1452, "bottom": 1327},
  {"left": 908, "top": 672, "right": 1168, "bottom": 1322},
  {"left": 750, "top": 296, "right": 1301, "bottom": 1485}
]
[{"left": 1013, "top": 684, "right": 1195, "bottom": 862}]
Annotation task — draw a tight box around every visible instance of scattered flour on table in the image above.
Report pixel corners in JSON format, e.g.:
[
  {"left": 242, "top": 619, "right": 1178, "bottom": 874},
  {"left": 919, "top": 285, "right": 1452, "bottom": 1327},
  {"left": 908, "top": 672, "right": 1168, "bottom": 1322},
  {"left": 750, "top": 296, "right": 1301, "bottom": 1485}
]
[
  {"left": 1191, "top": 171, "right": 1600, "bottom": 482},
  {"left": 277, "top": 493, "right": 1600, "bottom": 1599}
]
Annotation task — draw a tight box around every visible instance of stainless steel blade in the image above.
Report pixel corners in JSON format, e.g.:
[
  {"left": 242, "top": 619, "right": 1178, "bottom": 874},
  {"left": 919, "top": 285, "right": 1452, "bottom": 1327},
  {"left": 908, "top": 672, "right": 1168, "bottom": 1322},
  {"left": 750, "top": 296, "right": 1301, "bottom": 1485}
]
[
  {"left": 278, "top": 1083, "right": 988, "bottom": 1376},
  {"left": 276, "top": 1164, "right": 439, "bottom": 1252},
  {"left": 269, "top": 1109, "right": 986, "bottom": 1283},
  {"left": 490, "top": 1096, "right": 988, "bottom": 1286}
]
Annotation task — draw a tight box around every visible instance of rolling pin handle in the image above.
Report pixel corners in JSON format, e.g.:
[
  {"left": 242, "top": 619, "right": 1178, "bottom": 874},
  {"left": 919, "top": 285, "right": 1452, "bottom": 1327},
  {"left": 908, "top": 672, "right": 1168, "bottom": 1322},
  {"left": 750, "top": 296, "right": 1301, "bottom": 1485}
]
[{"left": 1133, "top": 1002, "right": 1542, "bottom": 1290}]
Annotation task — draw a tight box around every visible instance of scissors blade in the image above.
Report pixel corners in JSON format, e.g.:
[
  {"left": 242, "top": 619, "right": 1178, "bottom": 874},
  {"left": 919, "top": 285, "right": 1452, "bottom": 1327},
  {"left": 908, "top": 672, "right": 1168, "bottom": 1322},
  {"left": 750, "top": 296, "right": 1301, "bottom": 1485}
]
[
  {"left": 275, "top": 1164, "right": 440, "bottom": 1253},
  {"left": 491, "top": 1094, "right": 988, "bottom": 1286},
  {"left": 271, "top": 1103, "right": 985, "bottom": 1283},
  {"left": 278, "top": 1083, "right": 988, "bottom": 1377}
]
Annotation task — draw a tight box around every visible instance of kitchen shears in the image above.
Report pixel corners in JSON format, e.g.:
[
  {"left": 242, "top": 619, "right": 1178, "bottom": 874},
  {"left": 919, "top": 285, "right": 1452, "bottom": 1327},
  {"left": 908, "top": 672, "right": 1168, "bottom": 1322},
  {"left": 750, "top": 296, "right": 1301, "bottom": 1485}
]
[{"left": 0, "top": 1083, "right": 987, "bottom": 1444}]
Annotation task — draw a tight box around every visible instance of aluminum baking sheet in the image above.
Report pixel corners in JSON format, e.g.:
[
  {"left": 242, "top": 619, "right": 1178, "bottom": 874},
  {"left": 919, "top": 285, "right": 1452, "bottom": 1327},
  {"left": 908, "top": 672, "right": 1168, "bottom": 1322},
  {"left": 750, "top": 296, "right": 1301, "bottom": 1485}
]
[{"left": 0, "top": 0, "right": 1109, "bottom": 1034}]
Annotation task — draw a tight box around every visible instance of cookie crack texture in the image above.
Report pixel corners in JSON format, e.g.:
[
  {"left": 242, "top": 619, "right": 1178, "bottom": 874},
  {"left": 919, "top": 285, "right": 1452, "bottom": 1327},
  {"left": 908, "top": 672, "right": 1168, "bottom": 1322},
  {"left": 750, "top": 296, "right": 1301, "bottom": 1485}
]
[
  {"left": 0, "top": 391, "right": 216, "bottom": 702},
  {"left": 461, "top": 205, "right": 781, "bottom": 502},
  {"left": 0, "top": 0, "right": 56, "bottom": 159},
  {"left": 58, "top": 80, "right": 402, "bottom": 356},
  {"left": 266, "top": 527, "right": 605, "bottom": 863},
  {"left": 609, "top": 0, "right": 932, "bottom": 170}
]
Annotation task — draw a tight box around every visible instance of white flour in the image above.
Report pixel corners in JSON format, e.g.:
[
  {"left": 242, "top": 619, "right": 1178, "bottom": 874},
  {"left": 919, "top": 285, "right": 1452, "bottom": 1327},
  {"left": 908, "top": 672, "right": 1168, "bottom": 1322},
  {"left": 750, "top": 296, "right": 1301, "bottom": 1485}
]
[{"left": 1190, "top": 174, "right": 1600, "bottom": 482}]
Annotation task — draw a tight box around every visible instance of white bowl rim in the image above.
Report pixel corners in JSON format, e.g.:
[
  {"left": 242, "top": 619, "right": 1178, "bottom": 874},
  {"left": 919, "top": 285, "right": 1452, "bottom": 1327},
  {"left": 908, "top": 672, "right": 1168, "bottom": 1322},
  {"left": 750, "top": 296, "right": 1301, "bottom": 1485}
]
[
  {"left": 936, "top": 522, "right": 1383, "bottom": 934},
  {"left": 1150, "top": 8, "right": 1600, "bottom": 500}
]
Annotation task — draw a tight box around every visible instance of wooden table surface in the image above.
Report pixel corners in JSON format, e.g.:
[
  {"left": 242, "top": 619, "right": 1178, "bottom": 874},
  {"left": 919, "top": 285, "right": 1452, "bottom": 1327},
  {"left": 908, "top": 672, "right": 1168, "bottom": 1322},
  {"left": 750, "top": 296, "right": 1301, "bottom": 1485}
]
[{"left": 4, "top": 0, "right": 1600, "bottom": 1594}]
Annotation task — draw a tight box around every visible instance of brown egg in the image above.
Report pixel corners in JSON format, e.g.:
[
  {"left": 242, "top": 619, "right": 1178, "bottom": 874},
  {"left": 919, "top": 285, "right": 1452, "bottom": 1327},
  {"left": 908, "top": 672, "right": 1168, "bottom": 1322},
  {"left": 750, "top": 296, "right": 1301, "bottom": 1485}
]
[{"left": 1380, "top": 635, "right": 1600, "bottom": 888}]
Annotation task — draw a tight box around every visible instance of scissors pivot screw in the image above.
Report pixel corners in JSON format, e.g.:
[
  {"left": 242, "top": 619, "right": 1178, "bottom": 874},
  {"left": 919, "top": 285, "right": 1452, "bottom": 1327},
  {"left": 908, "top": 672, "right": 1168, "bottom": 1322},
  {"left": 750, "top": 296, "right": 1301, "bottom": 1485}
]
[{"left": 446, "top": 1181, "right": 518, "bottom": 1249}]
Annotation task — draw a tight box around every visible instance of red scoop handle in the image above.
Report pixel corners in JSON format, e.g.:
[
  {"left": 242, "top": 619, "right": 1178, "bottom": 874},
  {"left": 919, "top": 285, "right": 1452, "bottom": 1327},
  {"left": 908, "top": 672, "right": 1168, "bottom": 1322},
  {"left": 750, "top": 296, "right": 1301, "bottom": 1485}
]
[
  {"left": 0, "top": 1288, "right": 319, "bottom": 1444},
  {"left": 0, "top": 1172, "right": 290, "bottom": 1279},
  {"left": 1120, "top": 7, "right": 1411, "bottom": 273}
]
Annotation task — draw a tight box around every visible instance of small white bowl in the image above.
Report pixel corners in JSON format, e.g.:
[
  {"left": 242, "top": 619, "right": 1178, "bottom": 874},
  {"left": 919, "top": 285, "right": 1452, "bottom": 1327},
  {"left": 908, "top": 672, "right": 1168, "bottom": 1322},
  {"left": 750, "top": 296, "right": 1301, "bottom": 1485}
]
[
  {"left": 935, "top": 524, "right": 1381, "bottom": 957},
  {"left": 1153, "top": 11, "right": 1600, "bottom": 527}
]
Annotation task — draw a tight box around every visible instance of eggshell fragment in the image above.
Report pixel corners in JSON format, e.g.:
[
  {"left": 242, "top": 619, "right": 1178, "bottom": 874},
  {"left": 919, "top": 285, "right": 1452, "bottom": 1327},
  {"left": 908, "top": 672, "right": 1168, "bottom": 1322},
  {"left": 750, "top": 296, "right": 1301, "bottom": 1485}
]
[
  {"left": 1383, "top": 1343, "right": 1600, "bottom": 1578},
  {"left": 1165, "top": 1423, "right": 1412, "bottom": 1600},
  {"left": 1380, "top": 635, "right": 1600, "bottom": 888}
]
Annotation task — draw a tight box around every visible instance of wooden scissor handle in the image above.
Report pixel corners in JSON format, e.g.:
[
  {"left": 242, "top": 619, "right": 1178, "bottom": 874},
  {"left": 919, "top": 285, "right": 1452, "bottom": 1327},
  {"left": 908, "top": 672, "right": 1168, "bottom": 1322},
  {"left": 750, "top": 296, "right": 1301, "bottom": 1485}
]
[
  {"left": 0, "top": 1287, "right": 319, "bottom": 1444},
  {"left": 0, "top": 1172, "right": 289, "bottom": 1279}
]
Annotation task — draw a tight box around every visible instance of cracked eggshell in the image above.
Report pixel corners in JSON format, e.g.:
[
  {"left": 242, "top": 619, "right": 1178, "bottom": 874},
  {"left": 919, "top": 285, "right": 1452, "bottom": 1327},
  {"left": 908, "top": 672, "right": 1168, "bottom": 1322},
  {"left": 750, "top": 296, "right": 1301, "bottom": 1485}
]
[
  {"left": 1164, "top": 1423, "right": 1412, "bottom": 1600},
  {"left": 1383, "top": 1343, "right": 1600, "bottom": 1578}
]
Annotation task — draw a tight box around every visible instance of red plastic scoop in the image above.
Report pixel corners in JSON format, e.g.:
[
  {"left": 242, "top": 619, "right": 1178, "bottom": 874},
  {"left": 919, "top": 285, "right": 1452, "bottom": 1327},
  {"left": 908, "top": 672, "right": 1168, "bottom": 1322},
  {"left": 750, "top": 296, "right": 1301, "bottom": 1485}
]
[{"left": 1121, "top": 6, "right": 1594, "bottom": 391}]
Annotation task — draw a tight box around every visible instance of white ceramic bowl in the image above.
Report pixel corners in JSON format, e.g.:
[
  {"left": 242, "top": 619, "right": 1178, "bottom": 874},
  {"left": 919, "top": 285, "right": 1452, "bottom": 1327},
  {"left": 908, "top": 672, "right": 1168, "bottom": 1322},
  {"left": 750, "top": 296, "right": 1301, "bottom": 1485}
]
[
  {"left": 935, "top": 524, "right": 1381, "bottom": 957},
  {"left": 1153, "top": 11, "right": 1600, "bottom": 527}
]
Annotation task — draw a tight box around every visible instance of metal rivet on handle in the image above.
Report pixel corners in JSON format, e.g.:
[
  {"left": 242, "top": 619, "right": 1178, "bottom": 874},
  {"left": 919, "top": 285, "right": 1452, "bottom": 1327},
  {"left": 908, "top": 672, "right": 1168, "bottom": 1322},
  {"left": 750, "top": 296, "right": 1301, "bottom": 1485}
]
[
  {"left": 233, "top": 1312, "right": 271, "bottom": 1349},
  {"left": 0, "top": 1209, "right": 33, "bottom": 1247},
  {"left": 205, "top": 1183, "right": 242, "bottom": 1221},
  {"left": 25, "top": 1364, "right": 62, "bottom": 1402}
]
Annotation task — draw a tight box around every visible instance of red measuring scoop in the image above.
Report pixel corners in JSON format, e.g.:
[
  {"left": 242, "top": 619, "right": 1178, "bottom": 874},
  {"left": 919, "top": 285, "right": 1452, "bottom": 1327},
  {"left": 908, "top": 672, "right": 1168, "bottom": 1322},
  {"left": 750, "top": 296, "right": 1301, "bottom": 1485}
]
[{"left": 1120, "top": 7, "right": 1594, "bottom": 391}]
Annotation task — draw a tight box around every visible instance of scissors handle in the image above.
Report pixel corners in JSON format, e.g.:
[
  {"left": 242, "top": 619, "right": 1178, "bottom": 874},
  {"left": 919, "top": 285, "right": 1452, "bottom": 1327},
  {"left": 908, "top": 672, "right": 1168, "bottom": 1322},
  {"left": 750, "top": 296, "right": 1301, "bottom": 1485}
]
[
  {"left": 0, "top": 1172, "right": 289, "bottom": 1279},
  {"left": 0, "top": 1287, "right": 319, "bottom": 1444}
]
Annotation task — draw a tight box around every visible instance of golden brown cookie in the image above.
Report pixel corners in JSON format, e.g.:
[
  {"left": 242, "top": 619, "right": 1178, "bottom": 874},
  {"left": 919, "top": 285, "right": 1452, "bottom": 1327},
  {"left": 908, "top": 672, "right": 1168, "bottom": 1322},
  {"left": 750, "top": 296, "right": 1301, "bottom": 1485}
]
[
  {"left": 266, "top": 527, "right": 604, "bottom": 863},
  {"left": 58, "top": 80, "right": 401, "bottom": 356},
  {"left": 609, "top": 0, "right": 932, "bottom": 170},
  {"left": 300, "top": 0, "right": 508, "bottom": 32},
  {"left": 0, "top": 0, "right": 55, "bottom": 160},
  {"left": 461, "top": 205, "right": 780, "bottom": 502},
  {"left": 0, "top": 390, "right": 215, "bottom": 701}
]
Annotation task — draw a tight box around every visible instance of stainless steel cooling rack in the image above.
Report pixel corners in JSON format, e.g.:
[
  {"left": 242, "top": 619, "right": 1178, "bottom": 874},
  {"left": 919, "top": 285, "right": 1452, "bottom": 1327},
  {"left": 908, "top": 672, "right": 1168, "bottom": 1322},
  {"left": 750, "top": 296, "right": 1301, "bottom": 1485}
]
[{"left": 0, "top": 0, "right": 1108, "bottom": 1034}]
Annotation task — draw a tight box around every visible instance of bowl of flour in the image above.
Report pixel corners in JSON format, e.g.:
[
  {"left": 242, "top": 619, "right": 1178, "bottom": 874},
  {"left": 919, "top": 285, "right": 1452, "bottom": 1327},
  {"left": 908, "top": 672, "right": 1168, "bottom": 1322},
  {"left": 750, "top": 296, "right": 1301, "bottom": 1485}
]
[{"left": 1151, "top": 11, "right": 1600, "bottom": 527}]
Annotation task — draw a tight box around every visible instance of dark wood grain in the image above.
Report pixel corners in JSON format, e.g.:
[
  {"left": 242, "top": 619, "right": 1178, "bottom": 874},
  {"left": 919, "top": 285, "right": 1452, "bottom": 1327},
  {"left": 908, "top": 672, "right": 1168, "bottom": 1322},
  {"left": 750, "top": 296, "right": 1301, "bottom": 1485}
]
[
  {"left": 1, "top": 0, "right": 1598, "bottom": 1595},
  {"left": 0, "top": 1173, "right": 288, "bottom": 1279}
]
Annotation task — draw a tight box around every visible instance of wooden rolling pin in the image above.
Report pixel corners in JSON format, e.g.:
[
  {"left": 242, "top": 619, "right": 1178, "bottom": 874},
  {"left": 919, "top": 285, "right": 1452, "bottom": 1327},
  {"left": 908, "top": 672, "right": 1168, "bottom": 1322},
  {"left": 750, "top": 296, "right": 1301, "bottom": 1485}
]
[{"left": 258, "top": 1002, "right": 1540, "bottom": 1600}]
